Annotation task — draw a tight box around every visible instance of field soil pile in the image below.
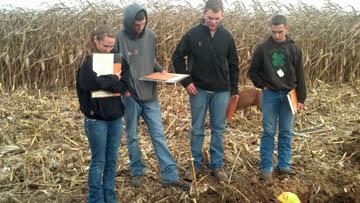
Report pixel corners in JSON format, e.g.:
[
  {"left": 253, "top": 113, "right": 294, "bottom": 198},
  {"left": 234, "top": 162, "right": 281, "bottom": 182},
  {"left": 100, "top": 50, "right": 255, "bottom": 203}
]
[{"left": 0, "top": 81, "right": 359, "bottom": 202}]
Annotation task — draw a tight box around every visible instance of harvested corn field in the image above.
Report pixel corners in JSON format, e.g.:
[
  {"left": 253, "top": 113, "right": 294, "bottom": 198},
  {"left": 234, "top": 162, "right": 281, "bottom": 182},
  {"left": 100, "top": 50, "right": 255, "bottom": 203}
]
[
  {"left": 1, "top": 81, "right": 360, "bottom": 202},
  {"left": 1, "top": 0, "right": 360, "bottom": 202}
]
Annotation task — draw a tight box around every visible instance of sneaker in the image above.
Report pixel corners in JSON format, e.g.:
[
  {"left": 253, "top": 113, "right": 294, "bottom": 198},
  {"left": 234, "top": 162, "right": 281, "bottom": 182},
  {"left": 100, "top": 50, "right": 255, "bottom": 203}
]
[
  {"left": 260, "top": 171, "right": 272, "bottom": 182},
  {"left": 130, "top": 176, "right": 143, "bottom": 187},
  {"left": 162, "top": 179, "right": 191, "bottom": 191},
  {"left": 275, "top": 168, "right": 296, "bottom": 176},
  {"left": 210, "top": 168, "right": 229, "bottom": 183},
  {"left": 184, "top": 168, "right": 200, "bottom": 181}
]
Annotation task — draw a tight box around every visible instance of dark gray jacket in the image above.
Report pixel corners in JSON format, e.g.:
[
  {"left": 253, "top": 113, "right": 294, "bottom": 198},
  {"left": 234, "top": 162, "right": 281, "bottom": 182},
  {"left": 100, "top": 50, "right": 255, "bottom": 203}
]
[
  {"left": 76, "top": 55, "right": 128, "bottom": 121},
  {"left": 248, "top": 36, "right": 307, "bottom": 103},
  {"left": 172, "top": 21, "right": 239, "bottom": 95}
]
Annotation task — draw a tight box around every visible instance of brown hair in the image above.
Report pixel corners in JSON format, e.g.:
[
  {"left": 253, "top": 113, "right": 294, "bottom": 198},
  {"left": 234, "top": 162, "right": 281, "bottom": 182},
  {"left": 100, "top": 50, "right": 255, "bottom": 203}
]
[
  {"left": 135, "top": 10, "right": 146, "bottom": 21},
  {"left": 204, "top": 0, "right": 223, "bottom": 13},
  {"left": 271, "top": 15, "right": 287, "bottom": 25},
  {"left": 81, "top": 25, "right": 115, "bottom": 62}
]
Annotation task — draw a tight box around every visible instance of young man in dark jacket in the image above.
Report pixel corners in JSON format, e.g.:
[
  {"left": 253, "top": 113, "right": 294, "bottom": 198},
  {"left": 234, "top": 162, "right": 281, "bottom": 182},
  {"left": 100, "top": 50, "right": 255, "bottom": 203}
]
[
  {"left": 248, "top": 15, "right": 307, "bottom": 182},
  {"left": 172, "top": 0, "right": 239, "bottom": 182},
  {"left": 113, "top": 3, "right": 190, "bottom": 191}
]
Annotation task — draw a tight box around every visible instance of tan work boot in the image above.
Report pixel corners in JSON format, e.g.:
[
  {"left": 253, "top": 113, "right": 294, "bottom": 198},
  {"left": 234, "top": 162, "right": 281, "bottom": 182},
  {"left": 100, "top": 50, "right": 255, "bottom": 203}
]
[
  {"left": 130, "top": 176, "right": 143, "bottom": 187},
  {"left": 184, "top": 168, "right": 200, "bottom": 181},
  {"left": 260, "top": 171, "right": 272, "bottom": 183},
  {"left": 210, "top": 168, "right": 229, "bottom": 183},
  {"left": 161, "top": 179, "right": 191, "bottom": 191},
  {"left": 274, "top": 168, "right": 296, "bottom": 176}
]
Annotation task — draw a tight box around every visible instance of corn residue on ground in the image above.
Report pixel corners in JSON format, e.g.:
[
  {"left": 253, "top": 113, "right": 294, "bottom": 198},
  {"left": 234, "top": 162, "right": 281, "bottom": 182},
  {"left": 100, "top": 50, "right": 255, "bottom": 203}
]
[{"left": 0, "top": 81, "right": 359, "bottom": 202}]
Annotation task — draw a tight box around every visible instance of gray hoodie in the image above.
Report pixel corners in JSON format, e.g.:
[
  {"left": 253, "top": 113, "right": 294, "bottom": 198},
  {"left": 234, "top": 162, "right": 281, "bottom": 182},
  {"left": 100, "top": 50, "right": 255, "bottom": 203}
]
[{"left": 113, "top": 3, "right": 162, "bottom": 102}]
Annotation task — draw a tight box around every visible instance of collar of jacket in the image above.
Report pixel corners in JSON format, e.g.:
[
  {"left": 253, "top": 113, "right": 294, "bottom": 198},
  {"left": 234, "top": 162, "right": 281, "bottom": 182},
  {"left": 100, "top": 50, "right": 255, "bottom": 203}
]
[{"left": 268, "top": 35, "right": 295, "bottom": 45}]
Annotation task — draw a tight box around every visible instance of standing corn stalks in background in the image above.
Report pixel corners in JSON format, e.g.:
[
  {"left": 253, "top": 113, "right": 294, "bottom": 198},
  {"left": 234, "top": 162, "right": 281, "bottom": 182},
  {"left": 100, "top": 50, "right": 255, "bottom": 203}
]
[{"left": 0, "top": 0, "right": 359, "bottom": 91}]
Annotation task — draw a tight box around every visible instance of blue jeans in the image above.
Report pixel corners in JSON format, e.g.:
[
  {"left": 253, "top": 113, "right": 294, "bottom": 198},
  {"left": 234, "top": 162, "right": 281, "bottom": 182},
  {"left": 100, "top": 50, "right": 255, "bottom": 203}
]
[
  {"left": 122, "top": 96, "right": 179, "bottom": 183},
  {"left": 190, "top": 88, "right": 230, "bottom": 170},
  {"left": 260, "top": 89, "right": 294, "bottom": 172},
  {"left": 84, "top": 117, "right": 122, "bottom": 203}
]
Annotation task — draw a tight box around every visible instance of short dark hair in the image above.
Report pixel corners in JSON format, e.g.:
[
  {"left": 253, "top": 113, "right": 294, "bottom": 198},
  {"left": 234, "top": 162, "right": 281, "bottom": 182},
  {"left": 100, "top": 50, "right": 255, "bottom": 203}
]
[
  {"left": 135, "top": 10, "right": 146, "bottom": 21},
  {"left": 271, "top": 15, "right": 287, "bottom": 25},
  {"left": 205, "top": 0, "right": 223, "bottom": 13}
]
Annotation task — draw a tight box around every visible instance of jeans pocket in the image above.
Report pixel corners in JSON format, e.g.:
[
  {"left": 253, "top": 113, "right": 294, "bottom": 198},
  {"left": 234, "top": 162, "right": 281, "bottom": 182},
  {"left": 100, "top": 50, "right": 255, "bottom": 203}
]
[
  {"left": 84, "top": 124, "right": 89, "bottom": 136},
  {"left": 86, "top": 117, "right": 97, "bottom": 122},
  {"left": 122, "top": 95, "right": 131, "bottom": 105},
  {"left": 84, "top": 117, "right": 98, "bottom": 135}
]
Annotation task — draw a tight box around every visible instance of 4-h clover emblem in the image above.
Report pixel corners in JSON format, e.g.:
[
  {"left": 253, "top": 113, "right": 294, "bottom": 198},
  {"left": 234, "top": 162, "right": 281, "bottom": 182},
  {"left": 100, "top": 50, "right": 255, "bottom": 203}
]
[{"left": 272, "top": 51, "right": 285, "bottom": 69}]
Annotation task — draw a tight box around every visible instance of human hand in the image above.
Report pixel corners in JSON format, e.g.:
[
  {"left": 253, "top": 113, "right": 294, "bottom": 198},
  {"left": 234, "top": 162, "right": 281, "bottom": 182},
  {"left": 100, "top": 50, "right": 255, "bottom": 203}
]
[
  {"left": 297, "top": 102, "right": 304, "bottom": 111},
  {"left": 232, "top": 94, "right": 239, "bottom": 101},
  {"left": 115, "top": 70, "right": 122, "bottom": 80},
  {"left": 186, "top": 83, "right": 198, "bottom": 96},
  {"left": 161, "top": 69, "right": 168, "bottom": 74},
  {"left": 123, "top": 91, "right": 131, "bottom": 96}
]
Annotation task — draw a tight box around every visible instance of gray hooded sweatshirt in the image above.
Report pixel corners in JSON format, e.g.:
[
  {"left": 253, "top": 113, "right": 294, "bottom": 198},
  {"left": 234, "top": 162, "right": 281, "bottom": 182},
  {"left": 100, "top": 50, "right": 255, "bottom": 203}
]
[{"left": 113, "top": 3, "right": 162, "bottom": 102}]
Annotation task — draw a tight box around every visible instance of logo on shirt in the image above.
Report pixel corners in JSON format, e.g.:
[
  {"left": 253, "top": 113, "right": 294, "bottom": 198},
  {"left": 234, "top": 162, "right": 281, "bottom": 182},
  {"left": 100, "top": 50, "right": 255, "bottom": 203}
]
[
  {"left": 127, "top": 49, "right": 139, "bottom": 56},
  {"left": 271, "top": 50, "right": 285, "bottom": 70}
]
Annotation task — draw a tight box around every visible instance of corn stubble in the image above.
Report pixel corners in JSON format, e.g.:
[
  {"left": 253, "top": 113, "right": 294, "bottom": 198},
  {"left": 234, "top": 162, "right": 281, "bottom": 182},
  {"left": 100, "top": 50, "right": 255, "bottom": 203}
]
[
  {"left": 0, "top": 0, "right": 359, "bottom": 91},
  {"left": 0, "top": 1, "right": 360, "bottom": 202}
]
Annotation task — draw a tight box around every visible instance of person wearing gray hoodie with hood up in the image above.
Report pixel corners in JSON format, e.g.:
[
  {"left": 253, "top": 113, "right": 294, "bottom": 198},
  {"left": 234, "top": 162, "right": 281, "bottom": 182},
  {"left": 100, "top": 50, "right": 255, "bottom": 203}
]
[{"left": 113, "top": 3, "right": 190, "bottom": 191}]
